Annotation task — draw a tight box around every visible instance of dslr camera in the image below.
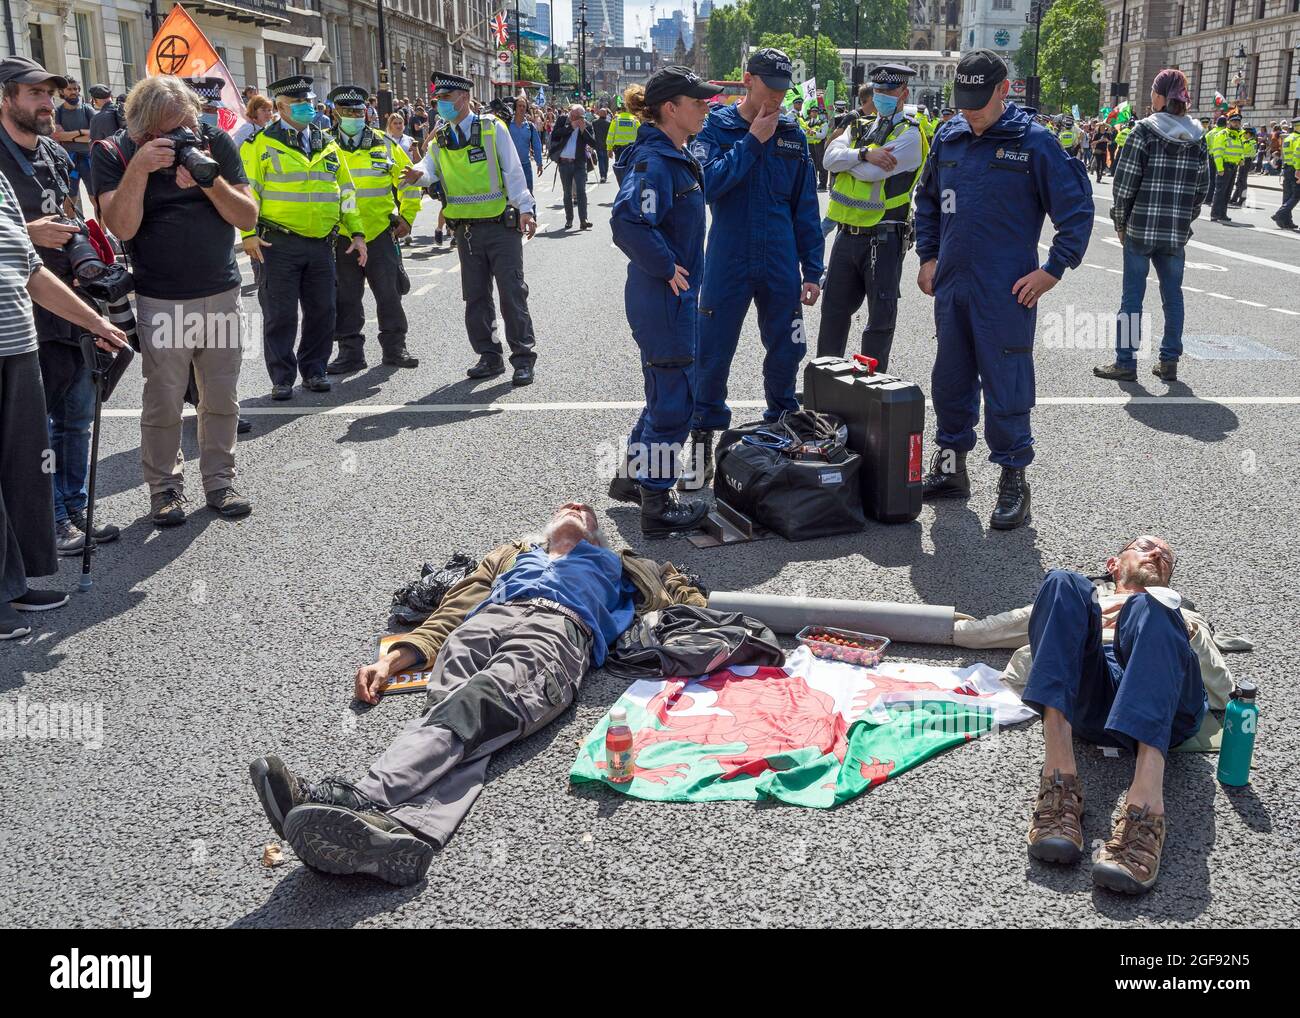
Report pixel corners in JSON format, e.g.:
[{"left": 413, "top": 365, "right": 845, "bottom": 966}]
[
  {"left": 54, "top": 217, "right": 138, "bottom": 349},
  {"left": 161, "top": 126, "right": 221, "bottom": 187}
]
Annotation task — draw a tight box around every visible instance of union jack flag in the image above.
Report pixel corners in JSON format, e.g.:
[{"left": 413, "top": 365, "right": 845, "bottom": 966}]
[{"left": 491, "top": 12, "right": 509, "bottom": 45}]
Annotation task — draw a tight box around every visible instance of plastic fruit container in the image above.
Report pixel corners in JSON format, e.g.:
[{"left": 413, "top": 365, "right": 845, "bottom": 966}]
[{"left": 796, "top": 626, "right": 890, "bottom": 668}]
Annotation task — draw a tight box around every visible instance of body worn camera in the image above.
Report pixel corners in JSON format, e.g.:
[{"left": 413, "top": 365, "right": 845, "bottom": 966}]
[{"left": 162, "top": 126, "right": 220, "bottom": 187}]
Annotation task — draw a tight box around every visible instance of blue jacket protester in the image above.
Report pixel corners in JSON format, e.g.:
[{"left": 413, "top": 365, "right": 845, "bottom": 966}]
[
  {"left": 611, "top": 123, "right": 708, "bottom": 490},
  {"left": 690, "top": 102, "right": 824, "bottom": 430},
  {"left": 915, "top": 101, "right": 1093, "bottom": 468}
]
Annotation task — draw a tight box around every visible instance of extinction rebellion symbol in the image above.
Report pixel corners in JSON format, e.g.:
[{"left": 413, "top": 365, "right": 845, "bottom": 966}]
[{"left": 155, "top": 35, "right": 191, "bottom": 75}]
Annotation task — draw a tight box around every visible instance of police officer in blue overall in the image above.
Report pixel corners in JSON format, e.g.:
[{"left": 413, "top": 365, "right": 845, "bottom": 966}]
[
  {"left": 678, "top": 48, "right": 824, "bottom": 490},
  {"left": 915, "top": 50, "right": 1093, "bottom": 530},
  {"left": 607, "top": 67, "right": 721, "bottom": 537}
]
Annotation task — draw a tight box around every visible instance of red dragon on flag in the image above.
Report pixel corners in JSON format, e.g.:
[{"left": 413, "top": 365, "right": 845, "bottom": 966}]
[{"left": 571, "top": 648, "right": 1034, "bottom": 808}]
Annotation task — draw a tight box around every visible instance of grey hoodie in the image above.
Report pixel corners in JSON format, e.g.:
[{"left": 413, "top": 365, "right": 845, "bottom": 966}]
[{"left": 1143, "top": 110, "right": 1204, "bottom": 144}]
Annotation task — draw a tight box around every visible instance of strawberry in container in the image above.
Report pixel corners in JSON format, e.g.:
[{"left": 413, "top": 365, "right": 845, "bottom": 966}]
[{"left": 795, "top": 626, "right": 890, "bottom": 668}]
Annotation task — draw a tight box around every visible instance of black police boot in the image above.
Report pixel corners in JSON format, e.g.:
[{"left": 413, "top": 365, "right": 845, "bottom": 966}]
[
  {"left": 921, "top": 448, "right": 970, "bottom": 500},
  {"left": 1152, "top": 359, "right": 1178, "bottom": 382},
  {"left": 607, "top": 450, "right": 642, "bottom": 504},
  {"left": 676, "top": 430, "right": 715, "bottom": 492},
  {"left": 990, "top": 467, "right": 1031, "bottom": 531},
  {"left": 381, "top": 346, "right": 419, "bottom": 368},
  {"left": 640, "top": 486, "right": 709, "bottom": 538},
  {"left": 466, "top": 356, "right": 505, "bottom": 380},
  {"left": 327, "top": 351, "right": 366, "bottom": 374}
]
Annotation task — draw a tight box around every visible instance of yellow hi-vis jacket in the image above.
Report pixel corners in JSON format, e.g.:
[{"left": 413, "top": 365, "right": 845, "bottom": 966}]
[
  {"left": 329, "top": 127, "right": 423, "bottom": 243},
  {"left": 828, "top": 114, "right": 929, "bottom": 228},
  {"left": 607, "top": 111, "right": 639, "bottom": 150},
  {"left": 240, "top": 120, "right": 363, "bottom": 239}
]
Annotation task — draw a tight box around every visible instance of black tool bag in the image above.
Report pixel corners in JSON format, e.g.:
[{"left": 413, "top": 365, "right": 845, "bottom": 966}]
[
  {"left": 389, "top": 552, "right": 478, "bottom": 625},
  {"left": 713, "top": 412, "right": 866, "bottom": 541}
]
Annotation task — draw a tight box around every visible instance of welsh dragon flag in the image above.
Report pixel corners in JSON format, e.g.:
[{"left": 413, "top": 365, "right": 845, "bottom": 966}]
[{"left": 570, "top": 647, "right": 1034, "bottom": 808}]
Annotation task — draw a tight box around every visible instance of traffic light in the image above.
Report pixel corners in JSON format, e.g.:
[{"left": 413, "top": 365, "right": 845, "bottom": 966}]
[
  {"left": 584, "top": 80, "right": 592, "bottom": 96},
  {"left": 546, "top": 62, "right": 560, "bottom": 84}
]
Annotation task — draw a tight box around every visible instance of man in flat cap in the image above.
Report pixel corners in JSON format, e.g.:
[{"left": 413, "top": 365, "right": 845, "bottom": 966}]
[
  {"left": 402, "top": 71, "right": 539, "bottom": 386},
  {"left": 817, "top": 62, "right": 925, "bottom": 371},
  {"left": 239, "top": 74, "right": 367, "bottom": 400},
  {"left": 324, "top": 83, "right": 422, "bottom": 374},
  {"left": 678, "top": 47, "right": 823, "bottom": 491}
]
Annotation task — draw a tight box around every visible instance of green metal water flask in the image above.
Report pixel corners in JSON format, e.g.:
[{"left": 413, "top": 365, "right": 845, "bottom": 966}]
[{"left": 1217, "top": 681, "right": 1258, "bottom": 787}]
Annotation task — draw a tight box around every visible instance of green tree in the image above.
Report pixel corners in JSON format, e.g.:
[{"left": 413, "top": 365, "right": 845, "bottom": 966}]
[
  {"left": 708, "top": 3, "right": 754, "bottom": 80},
  {"left": 1038, "top": 0, "right": 1105, "bottom": 115},
  {"left": 750, "top": 0, "right": 909, "bottom": 50}
]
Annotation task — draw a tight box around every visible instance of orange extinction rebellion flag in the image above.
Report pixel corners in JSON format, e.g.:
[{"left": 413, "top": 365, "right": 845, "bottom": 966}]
[{"left": 146, "top": 5, "right": 248, "bottom": 134}]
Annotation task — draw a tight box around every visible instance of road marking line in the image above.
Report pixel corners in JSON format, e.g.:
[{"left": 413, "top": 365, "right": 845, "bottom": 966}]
[
  {"left": 100, "top": 395, "right": 1300, "bottom": 418},
  {"left": 1238, "top": 299, "right": 1266, "bottom": 307},
  {"left": 413, "top": 283, "right": 437, "bottom": 296},
  {"left": 1272, "top": 307, "right": 1300, "bottom": 315},
  {"left": 1207, "top": 292, "right": 1235, "bottom": 299}
]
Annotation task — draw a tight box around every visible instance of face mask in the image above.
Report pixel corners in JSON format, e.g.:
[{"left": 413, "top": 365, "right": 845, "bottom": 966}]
[
  {"left": 199, "top": 112, "right": 219, "bottom": 129},
  {"left": 436, "top": 99, "right": 458, "bottom": 121},
  {"left": 338, "top": 116, "right": 365, "bottom": 137},
  {"left": 873, "top": 93, "right": 899, "bottom": 118},
  {"left": 289, "top": 102, "right": 315, "bottom": 125}
]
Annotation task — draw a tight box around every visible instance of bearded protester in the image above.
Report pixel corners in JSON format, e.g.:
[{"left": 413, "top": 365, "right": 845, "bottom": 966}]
[
  {"left": 1009, "top": 536, "right": 1211, "bottom": 895},
  {"left": 248, "top": 503, "right": 707, "bottom": 884},
  {"left": 0, "top": 57, "right": 126, "bottom": 554},
  {"left": 94, "top": 75, "right": 258, "bottom": 526}
]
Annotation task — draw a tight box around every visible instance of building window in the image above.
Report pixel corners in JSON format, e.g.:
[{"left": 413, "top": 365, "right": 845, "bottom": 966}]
[
  {"left": 74, "top": 12, "right": 97, "bottom": 85},
  {"left": 29, "top": 23, "right": 46, "bottom": 69},
  {"left": 1255, "top": 0, "right": 1265, "bottom": 18},
  {"left": 266, "top": 52, "right": 278, "bottom": 82},
  {"left": 119, "top": 21, "right": 139, "bottom": 85},
  {"left": 1200, "top": 0, "right": 1209, "bottom": 30},
  {"left": 1281, "top": 49, "right": 1295, "bottom": 102},
  {"left": 1226, "top": 0, "right": 1235, "bottom": 24},
  {"left": 992, "top": 0, "right": 1011, "bottom": 9}
]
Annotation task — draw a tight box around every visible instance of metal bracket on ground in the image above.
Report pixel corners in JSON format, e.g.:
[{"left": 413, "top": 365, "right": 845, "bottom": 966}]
[{"left": 686, "top": 499, "right": 771, "bottom": 548}]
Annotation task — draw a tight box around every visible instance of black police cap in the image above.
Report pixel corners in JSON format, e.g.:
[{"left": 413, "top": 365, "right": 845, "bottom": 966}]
[
  {"left": 953, "top": 49, "right": 1008, "bottom": 109},
  {"left": 746, "top": 48, "right": 793, "bottom": 92},
  {"left": 644, "top": 65, "right": 723, "bottom": 107}
]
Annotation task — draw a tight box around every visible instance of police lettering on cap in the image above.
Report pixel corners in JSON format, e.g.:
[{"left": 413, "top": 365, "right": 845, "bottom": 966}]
[
  {"left": 268, "top": 74, "right": 315, "bottom": 101},
  {"left": 745, "top": 47, "right": 794, "bottom": 92},
  {"left": 952, "top": 49, "right": 1008, "bottom": 109},
  {"left": 328, "top": 84, "right": 369, "bottom": 109},
  {"left": 0, "top": 55, "right": 68, "bottom": 89},
  {"left": 643, "top": 65, "right": 723, "bottom": 107},
  {"left": 870, "top": 63, "right": 917, "bottom": 89},
  {"left": 430, "top": 71, "right": 473, "bottom": 96},
  {"left": 184, "top": 76, "right": 227, "bottom": 108}
]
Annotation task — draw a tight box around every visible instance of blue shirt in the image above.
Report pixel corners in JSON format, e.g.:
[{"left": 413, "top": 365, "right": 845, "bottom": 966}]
[
  {"left": 508, "top": 119, "right": 542, "bottom": 169},
  {"left": 474, "top": 542, "right": 636, "bottom": 666}
]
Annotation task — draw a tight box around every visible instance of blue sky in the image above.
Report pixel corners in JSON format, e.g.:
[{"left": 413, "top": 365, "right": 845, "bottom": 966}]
[{"left": 547, "top": 2, "right": 708, "bottom": 48}]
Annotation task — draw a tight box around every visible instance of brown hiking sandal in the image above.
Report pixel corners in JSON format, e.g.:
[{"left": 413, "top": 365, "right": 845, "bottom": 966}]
[
  {"left": 1026, "top": 769, "right": 1085, "bottom": 864},
  {"left": 1092, "top": 804, "right": 1166, "bottom": 895}
]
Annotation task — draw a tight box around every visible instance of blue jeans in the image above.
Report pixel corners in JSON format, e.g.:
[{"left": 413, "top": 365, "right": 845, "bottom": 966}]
[
  {"left": 46, "top": 352, "right": 95, "bottom": 524},
  {"left": 1115, "top": 237, "right": 1185, "bottom": 366}
]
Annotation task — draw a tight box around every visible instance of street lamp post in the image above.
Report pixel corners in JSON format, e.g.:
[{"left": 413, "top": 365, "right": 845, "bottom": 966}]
[
  {"left": 1234, "top": 44, "right": 1248, "bottom": 105},
  {"left": 852, "top": 0, "right": 860, "bottom": 90},
  {"left": 376, "top": 0, "right": 392, "bottom": 118},
  {"left": 579, "top": 1, "right": 588, "bottom": 99},
  {"left": 1059, "top": 76, "right": 1068, "bottom": 113},
  {"left": 811, "top": 3, "right": 820, "bottom": 87},
  {"left": 514, "top": 0, "right": 521, "bottom": 87}
]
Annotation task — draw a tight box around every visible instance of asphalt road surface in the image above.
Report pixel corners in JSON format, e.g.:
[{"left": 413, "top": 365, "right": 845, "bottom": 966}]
[{"left": 3, "top": 167, "right": 1297, "bottom": 929}]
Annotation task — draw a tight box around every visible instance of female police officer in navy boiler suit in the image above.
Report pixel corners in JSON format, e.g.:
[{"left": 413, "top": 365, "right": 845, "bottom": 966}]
[{"left": 607, "top": 68, "right": 723, "bottom": 538}]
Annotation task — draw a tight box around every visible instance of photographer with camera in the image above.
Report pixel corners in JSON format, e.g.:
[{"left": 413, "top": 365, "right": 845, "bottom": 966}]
[
  {"left": 93, "top": 75, "right": 258, "bottom": 526},
  {"left": 0, "top": 56, "right": 129, "bottom": 554}
]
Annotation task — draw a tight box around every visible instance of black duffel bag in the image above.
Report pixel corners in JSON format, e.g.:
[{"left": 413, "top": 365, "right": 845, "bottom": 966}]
[{"left": 713, "top": 414, "right": 867, "bottom": 541}]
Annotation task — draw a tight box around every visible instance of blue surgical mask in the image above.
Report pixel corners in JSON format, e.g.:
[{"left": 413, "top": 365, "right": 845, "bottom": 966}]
[
  {"left": 338, "top": 116, "right": 365, "bottom": 138},
  {"left": 199, "top": 112, "right": 220, "bottom": 129},
  {"left": 289, "top": 101, "right": 315, "bottom": 125},
  {"left": 873, "top": 93, "right": 899, "bottom": 118},
  {"left": 436, "top": 99, "right": 458, "bottom": 121}
]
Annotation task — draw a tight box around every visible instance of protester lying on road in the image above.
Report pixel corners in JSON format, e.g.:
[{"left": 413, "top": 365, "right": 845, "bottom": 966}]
[
  {"left": 1009, "top": 536, "right": 1215, "bottom": 895},
  {"left": 249, "top": 502, "right": 706, "bottom": 886}
]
